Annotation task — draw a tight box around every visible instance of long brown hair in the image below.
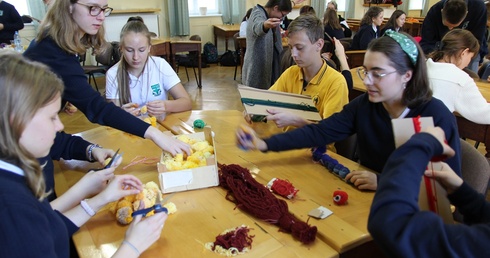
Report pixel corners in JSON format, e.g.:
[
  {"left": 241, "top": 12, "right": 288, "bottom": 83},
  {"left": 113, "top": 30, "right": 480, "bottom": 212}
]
[
  {"left": 37, "top": 0, "right": 107, "bottom": 55},
  {"left": 382, "top": 10, "right": 405, "bottom": 31},
  {"left": 0, "top": 52, "right": 64, "bottom": 200},
  {"left": 361, "top": 6, "right": 383, "bottom": 26},
  {"left": 323, "top": 8, "right": 341, "bottom": 30},
  {"left": 428, "top": 29, "right": 480, "bottom": 63},
  {"left": 116, "top": 20, "right": 152, "bottom": 105}
]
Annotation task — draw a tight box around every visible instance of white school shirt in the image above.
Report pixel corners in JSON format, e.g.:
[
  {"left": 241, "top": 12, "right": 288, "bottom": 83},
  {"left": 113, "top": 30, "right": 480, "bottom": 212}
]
[
  {"left": 106, "top": 56, "right": 181, "bottom": 107},
  {"left": 427, "top": 58, "right": 490, "bottom": 124}
]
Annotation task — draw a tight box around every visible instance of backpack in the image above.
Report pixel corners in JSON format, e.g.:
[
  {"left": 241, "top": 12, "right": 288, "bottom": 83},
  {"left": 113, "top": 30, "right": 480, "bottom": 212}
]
[
  {"left": 219, "top": 50, "right": 238, "bottom": 66},
  {"left": 203, "top": 42, "right": 219, "bottom": 64}
]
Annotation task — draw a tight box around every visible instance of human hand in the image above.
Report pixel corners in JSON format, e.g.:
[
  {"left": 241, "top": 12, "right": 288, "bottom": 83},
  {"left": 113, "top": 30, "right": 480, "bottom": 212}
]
[
  {"left": 345, "top": 170, "right": 378, "bottom": 190},
  {"left": 264, "top": 18, "right": 282, "bottom": 30},
  {"left": 487, "top": 75, "right": 490, "bottom": 82},
  {"left": 72, "top": 168, "right": 115, "bottom": 198},
  {"left": 236, "top": 124, "right": 268, "bottom": 151},
  {"left": 266, "top": 108, "right": 308, "bottom": 128},
  {"left": 333, "top": 37, "right": 345, "bottom": 54},
  {"left": 0, "top": 23, "right": 4, "bottom": 30},
  {"left": 63, "top": 102, "right": 78, "bottom": 115},
  {"left": 91, "top": 147, "right": 121, "bottom": 166},
  {"left": 421, "top": 127, "right": 455, "bottom": 158},
  {"left": 97, "top": 175, "right": 143, "bottom": 205},
  {"left": 146, "top": 100, "right": 167, "bottom": 117},
  {"left": 121, "top": 103, "right": 140, "bottom": 116},
  {"left": 424, "top": 162, "right": 463, "bottom": 194},
  {"left": 145, "top": 126, "right": 192, "bottom": 156},
  {"left": 122, "top": 212, "right": 168, "bottom": 255}
]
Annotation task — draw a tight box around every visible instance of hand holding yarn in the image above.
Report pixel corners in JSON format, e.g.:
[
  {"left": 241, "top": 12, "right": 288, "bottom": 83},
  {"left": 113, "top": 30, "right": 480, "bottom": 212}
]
[
  {"left": 345, "top": 170, "right": 378, "bottom": 191},
  {"left": 236, "top": 125, "right": 267, "bottom": 151}
]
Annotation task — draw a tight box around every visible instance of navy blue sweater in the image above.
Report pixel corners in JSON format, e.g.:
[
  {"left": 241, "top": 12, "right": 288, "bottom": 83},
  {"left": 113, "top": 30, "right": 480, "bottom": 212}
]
[
  {"left": 420, "top": 0, "right": 488, "bottom": 58},
  {"left": 351, "top": 24, "right": 378, "bottom": 50},
  {"left": 0, "top": 169, "right": 79, "bottom": 257},
  {"left": 369, "top": 133, "right": 490, "bottom": 257},
  {"left": 23, "top": 37, "right": 150, "bottom": 137},
  {"left": 264, "top": 93, "right": 461, "bottom": 176},
  {"left": 41, "top": 132, "right": 91, "bottom": 201},
  {"left": 0, "top": 1, "right": 24, "bottom": 44}
]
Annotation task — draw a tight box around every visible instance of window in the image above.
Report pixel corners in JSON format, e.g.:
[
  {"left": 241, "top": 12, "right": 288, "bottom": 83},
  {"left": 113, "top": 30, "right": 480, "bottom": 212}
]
[
  {"left": 10, "top": 0, "right": 30, "bottom": 16},
  {"left": 325, "top": 0, "right": 346, "bottom": 12},
  {"left": 409, "top": 0, "right": 423, "bottom": 10},
  {"left": 188, "top": 0, "right": 220, "bottom": 16}
]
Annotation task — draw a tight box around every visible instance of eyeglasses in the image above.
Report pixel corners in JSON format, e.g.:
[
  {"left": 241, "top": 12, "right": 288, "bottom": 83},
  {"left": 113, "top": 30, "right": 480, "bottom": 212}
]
[
  {"left": 75, "top": 2, "right": 113, "bottom": 17},
  {"left": 357, "top": 67, "right": 398, "bottom": 82}
]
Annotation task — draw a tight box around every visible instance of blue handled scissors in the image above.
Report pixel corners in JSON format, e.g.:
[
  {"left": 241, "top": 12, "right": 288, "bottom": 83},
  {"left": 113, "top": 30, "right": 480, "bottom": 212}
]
[{"left": 131, "top": 194, "right": 169, "bottom": 217}]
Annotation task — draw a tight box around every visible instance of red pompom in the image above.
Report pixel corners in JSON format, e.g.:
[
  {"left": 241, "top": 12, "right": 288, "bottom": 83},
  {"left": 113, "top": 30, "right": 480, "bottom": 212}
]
[{"left": 333, "top": 190, "right": 348, "bottom": 205}]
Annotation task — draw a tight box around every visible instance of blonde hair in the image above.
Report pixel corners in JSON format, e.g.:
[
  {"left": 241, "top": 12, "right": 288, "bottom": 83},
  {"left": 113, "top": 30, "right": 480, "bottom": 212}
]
[
  {"left": 116, "top": 20, "right": 152, "bottom": 105},
  {"left": 37, "top": 0, "right": 106, "bottom": 55},
  {"left": 0, "top": 52, "right": 64, "bottom": 200}
]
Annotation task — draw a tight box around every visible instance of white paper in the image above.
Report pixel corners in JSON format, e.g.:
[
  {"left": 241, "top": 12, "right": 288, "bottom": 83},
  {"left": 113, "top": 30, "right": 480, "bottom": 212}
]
[{"left": 161, "top": 170, "right": 193, "bottom": 189}]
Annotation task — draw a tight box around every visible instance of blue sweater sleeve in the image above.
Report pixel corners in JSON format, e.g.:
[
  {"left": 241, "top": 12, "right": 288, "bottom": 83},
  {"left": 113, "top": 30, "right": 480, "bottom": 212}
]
[
  {"left": 50, "top": 132, "right": 91, "bottom": 161},
  {"left": 368, "top": 133, "right": 490, "bottom": 257}
]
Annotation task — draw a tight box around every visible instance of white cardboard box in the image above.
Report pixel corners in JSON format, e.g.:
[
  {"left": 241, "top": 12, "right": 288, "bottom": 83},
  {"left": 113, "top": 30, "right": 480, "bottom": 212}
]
[{"left": 157, "top": 127, "right": 218, "bottom": 193}]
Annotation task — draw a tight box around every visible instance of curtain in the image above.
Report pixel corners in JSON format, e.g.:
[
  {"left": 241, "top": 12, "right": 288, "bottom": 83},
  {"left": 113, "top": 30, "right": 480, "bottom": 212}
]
[
  {"left": 344, "top": 0, "right": 356, "bottom": 19},
  {"left": 220, "top": 0, "right": 246, "bottom": 25},
  {"left": 421, "top": 0, "right": 430, "bottom": 16},
  {"left": 310, "top": 0, "right": 327, "bottom": 19},
  {"left": 168, "top": 0, "right": 190, "bottom": 36},
  {"left": 396, "top": 0, "right": 410, "bottom": 14},
  {"left": 26, "top": 0, "right": 47, "bottom": 31}
]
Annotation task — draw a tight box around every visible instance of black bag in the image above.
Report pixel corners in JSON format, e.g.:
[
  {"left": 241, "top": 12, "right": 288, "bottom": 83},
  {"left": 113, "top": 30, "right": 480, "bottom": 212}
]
[
  {"left": 219, "top": 50, "right": 238, "bottom": 66},
  {"left": 203, "top": 42, "right": 219, "bottom": 63}
]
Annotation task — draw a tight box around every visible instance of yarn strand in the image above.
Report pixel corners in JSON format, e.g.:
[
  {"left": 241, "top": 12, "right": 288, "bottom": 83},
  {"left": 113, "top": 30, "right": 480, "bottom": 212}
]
[{"left": 218, "top": 164, "right": 317, "bottom": 244}]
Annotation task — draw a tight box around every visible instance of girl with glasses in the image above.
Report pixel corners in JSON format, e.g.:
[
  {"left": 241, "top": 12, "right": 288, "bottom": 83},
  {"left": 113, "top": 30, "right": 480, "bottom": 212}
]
[
  {"left": 23, "top": 0, "right": 191, "bottom": 198},
  {"left": 237, "top": 31, "right": 461, "bottom": 191}
]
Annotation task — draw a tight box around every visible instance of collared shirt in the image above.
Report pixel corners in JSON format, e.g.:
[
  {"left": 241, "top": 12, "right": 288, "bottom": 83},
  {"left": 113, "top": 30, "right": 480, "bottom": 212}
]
[
  {"left": 269, "top": 60, "right": 349, "bottom": 121},
  {"left": 106, "top": 56, "right": 181, "bottom": 107},
  {"left": 0, "top": 159, "right": 24, "bottom": 176}
]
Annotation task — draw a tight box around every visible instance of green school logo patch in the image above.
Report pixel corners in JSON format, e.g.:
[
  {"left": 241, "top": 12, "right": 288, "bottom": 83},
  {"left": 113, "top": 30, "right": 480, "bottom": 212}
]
[{"left": 151, "top": 84, "right": 161, "bottom": 96}]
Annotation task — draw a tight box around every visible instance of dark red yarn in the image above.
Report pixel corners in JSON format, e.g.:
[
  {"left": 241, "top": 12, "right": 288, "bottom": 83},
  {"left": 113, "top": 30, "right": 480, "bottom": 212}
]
[
  {"left": 212, "top": 226, "right": 254, "bottom": 252},
  {"left": 270, "top": 178, "right": 299, "bottom": 199},
  {"left": 218, "top": 164, "right": 317, "bottom": 244}
]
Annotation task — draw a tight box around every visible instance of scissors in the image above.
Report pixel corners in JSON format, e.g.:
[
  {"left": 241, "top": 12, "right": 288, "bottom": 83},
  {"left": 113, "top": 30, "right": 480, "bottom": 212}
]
[
  {"left": 132, "top": 193, "right": 173, "bottom": 217},
  {"left": 92, "top": 148, "right": 122, "bottom": 172}
]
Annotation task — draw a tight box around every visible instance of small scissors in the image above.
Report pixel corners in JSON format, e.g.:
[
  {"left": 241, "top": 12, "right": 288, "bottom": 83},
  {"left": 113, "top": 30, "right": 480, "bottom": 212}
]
[
  {"left": 131, "top": 193, "right": 171, "bottom": 217},
  {"left": 92, "top": 148, "right": 122, "bottom": 171}
]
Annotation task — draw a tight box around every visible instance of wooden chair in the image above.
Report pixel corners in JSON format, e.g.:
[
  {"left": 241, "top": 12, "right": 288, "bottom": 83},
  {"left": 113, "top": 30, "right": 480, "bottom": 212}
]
[
  {"left": 345, "top": 50, "right": 366, "bottom": 69},
  {"left": 460, "top": 139, "right": 490, "bottom": 196},
  {"left": 233, "top": 32, "right": 241, "bottom": 80},
  {"left": 80, "top": 42, "right": 117, "bottom": 93}
]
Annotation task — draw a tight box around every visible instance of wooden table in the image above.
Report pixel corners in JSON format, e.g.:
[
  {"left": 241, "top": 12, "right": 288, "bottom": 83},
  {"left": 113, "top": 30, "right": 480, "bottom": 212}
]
[
  {"left": 351, "top": 67, "right": 490, "bottom": 157},
  {"left": 62, "top": 110, "right": 382, "bottom": 257},
  {"left": 213, "top": 24, "right": 240, "bottom": 51},
  {"left": 170, "top": 39, "right": 202, "bottom": 88},
  {"left": 150, "top": 38, "right": 170, "bottom": 61},
  {"left": 149, "top": 38, "right": 202, "bottom": 88}
]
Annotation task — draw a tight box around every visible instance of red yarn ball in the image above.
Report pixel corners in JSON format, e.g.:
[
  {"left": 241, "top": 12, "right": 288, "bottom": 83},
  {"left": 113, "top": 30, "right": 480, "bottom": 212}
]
[{"left": 333, "top": 190, "right": 348, "bottom": 205}]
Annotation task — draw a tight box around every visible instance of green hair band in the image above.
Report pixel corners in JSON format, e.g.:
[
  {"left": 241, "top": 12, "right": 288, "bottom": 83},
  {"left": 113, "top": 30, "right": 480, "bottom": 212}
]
[{"left": 384, "top": 29, "right": 418, "bottom": 65}]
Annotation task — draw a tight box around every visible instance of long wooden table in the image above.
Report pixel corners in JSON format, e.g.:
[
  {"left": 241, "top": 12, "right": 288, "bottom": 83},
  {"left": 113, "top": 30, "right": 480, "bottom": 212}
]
[
  {"left": 351, "top": 67, "right": 490, "bottom": 157},
  {"left": 213, "top": 24, "right": 240, "bottom": 51},
  {"left": 60, "top": 110, "right": 382, "bottom": 257}
]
